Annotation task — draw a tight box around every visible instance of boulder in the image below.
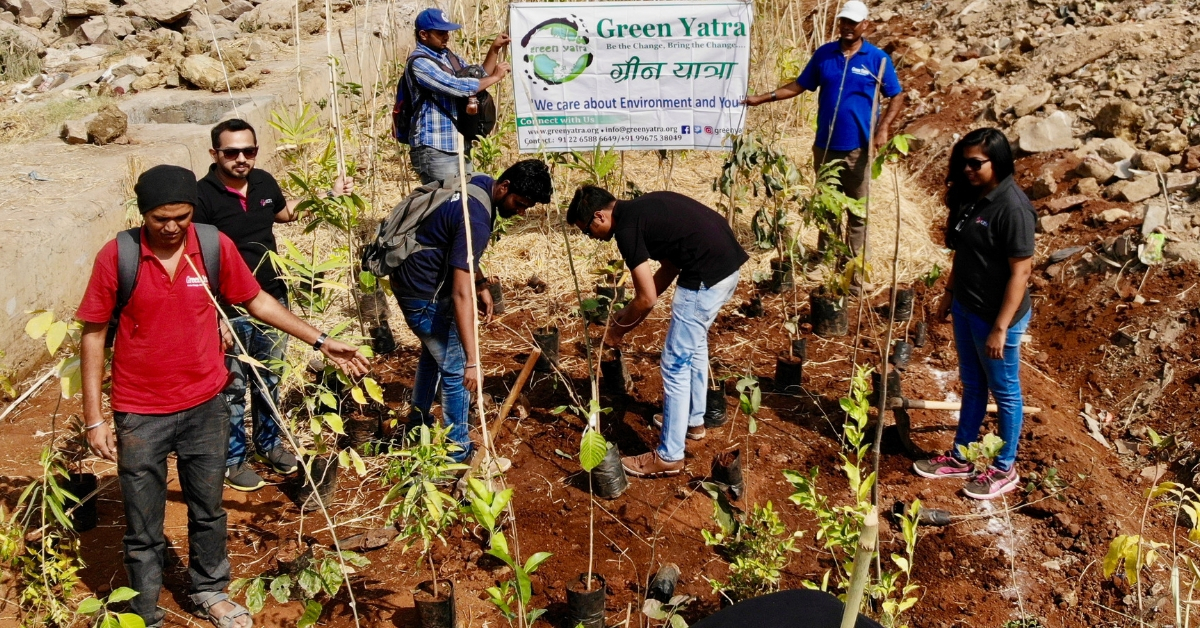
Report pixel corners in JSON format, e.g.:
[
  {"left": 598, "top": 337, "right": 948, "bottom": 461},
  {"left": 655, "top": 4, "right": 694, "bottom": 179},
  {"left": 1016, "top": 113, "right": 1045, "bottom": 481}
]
[
  {"left": 993, "top": 83, "right": 1030, "bottom": 116},
  {"left": 1046, "top": 195, "right": 1088, "bottom": 213},
  {"left": 218, "top": 0, "right": 252, "bottom": 19},
  {"left": 130, "top": 71, "right": 161, "bottom": 91},
  {"left": 1165, "top": 172, "right": 1198, "bottom": 191},
  {"left": 236, "top": 0, "right": 294, "bottom": 29},
  {"left": 110, "top": 53, "right": 149, "bottom": 77},
  {"left": 1097, "top": 137, "right": 1135, "bottom": 163},
  {"left": 60, "top": 117, "right": 91, "bottom": 144},
  {"left": 183, "top": 11, "right": 237, "bottom": 40},
  {"left": 179, "top": 53, "right": 223, "bottom": 90},
  {"left": 1018, "top": 111, "right": 1076, "bottom": 153},
  {"left": 1132, "top": 150, "right": 1172, "bottom": 174},
  {"left": 80, "top": 16, "right": 113, "bottom": 44},
  {"left": 1119, "top": 175, "right": 1161, "bottom": 204},
  {"left": 17, "top": 0, "right": 53, "bottom": 27},
  {"left": 1149, "top": 131, "right": 1189, "bottom": 155},
  {"left": 1075, "top": 155, "right": 1115, "bottom": 182},
  {"left": 1164, "top": 241, "right": 1200, "bottom": 264},
  {"left": 1074, "top": 177, "right": 1100, "bottom": 197},
  {"left": 128, "top": 0, "right": 194, "bottom": 23},
  {"left": 1014, "top": 87, "right": 1052, "bottom": 117},
  {"left": 64, "top": 0, "right": 111, "bottom": 16},
  {"left": 86, "top": 103, "right": 127, "bottom": 145},
  {"left": 1094, "top": 101, "right": 1145, "bottom": 141},
  {"left": 1183, "top": 146, "right": 1200, "bottom": 172},
  {"left": 1039, "top": 213, "right": 1071, "bottom": 234},
  {"left": 1099, "top": 208, "right": 1132, "bottom": 223},
  {"left": 1028, "top": 169, "right": 1057, "bottom": 200},
  {"left": 935, "top": 58, "right": 978, "bottom": 90},
  {"left": 900, "top": 37, "right": 932, "bottom": 64}
]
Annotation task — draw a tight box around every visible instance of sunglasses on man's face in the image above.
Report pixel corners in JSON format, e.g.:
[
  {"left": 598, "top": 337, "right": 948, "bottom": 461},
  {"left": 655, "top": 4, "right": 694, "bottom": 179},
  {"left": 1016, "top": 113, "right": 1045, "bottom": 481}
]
[{"left": 219, "top": 146, "right": 259, "bottom": 159}]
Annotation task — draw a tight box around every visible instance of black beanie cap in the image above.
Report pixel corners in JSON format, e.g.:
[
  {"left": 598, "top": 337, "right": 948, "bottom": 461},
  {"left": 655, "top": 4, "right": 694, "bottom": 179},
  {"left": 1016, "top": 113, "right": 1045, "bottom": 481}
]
[{"left": 135, "top": 164, "right": 198, "bottom": 214}]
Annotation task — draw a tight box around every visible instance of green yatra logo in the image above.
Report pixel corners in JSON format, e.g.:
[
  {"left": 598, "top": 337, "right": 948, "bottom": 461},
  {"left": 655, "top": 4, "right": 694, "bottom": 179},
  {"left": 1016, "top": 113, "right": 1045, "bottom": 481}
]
[{"left": 521, "top": 16, "right": 593, "bottom": 88}]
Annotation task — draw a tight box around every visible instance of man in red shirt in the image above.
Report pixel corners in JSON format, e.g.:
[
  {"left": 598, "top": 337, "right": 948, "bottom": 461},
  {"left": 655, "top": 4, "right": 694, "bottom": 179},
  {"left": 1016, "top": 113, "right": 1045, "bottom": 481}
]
[{"left": 77, "top": 165, "right": 368, "bottom": 628}]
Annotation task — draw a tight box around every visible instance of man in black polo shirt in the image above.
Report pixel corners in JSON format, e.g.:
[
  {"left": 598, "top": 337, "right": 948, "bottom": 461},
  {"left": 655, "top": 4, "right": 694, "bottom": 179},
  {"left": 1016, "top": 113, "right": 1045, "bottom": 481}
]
[
  {"left": 568, "top": 186, "right": 747, "bottom": 478},
  {"left": 194, "top": 118, "right": 352, "bottom": 491}
]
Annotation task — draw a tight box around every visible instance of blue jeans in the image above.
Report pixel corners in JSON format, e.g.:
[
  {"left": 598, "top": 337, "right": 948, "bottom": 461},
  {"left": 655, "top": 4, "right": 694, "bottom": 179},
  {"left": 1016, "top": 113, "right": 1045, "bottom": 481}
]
[
  {"left": 658, "top": 271, "right": 740, "bottom": 462},
  {"left": 397, "top": 296, "right": 472, "bottom": 462},
  {"left": 950, "top": 299, "right": 1032, "bottom": 471},
  {"left": 410, "top": 145, "right": 473, "bottom": 185},
  {"left": 224, "top": 299, "right": 287, "bottom": 467},
  {"left": 115, "top": 394, "right": 231, "bottom": 625}
]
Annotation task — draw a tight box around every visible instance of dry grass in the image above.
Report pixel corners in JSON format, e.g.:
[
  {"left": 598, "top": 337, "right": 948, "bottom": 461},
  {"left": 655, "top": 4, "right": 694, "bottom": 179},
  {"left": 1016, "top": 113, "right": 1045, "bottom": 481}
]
[
  {"left": 0, "top": 95, "right": 116, "bottom": 145},
  {"left": 0, "top": 31, "right": 41, "bottom": 83}
]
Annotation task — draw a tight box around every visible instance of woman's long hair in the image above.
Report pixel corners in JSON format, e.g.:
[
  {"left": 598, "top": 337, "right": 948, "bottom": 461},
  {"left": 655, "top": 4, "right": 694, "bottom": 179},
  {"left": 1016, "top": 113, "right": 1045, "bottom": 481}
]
[{"left": 944, "top": 128, "right": 1015, "bottom": 212}]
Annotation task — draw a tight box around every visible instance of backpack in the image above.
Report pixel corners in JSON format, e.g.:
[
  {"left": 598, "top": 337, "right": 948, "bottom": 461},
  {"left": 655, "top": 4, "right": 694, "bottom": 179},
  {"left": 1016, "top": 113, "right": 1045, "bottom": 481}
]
[
  {"left": 392, "top": 50, "right": 497, "bottom": 146},
  {"left": 107, "top": 223, "right": 222, "bottom": 347},
  {"left": 360, "top": 177, "right": 493, "bottom": 278}
]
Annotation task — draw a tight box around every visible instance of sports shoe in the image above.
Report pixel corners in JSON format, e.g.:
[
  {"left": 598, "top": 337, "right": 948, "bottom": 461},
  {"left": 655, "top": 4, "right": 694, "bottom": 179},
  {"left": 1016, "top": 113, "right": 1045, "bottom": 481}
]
[
  {"left": 255, "top": 446, "right": 298, "bottom": 474},
  {"left": 224, "top": 462, "right": 266, "bottom": 492},
  {"left": 622, "top": 451, "right": 684, "bottom": 478},
  {"left": 912, "top": 453, "right": 973, "bottom": 479},
  {"left": 651, "top": 414, "right": 706, "bottom": 441},
  {"left": 963, "top": 466, "right": 1020, "bottom": 500}
]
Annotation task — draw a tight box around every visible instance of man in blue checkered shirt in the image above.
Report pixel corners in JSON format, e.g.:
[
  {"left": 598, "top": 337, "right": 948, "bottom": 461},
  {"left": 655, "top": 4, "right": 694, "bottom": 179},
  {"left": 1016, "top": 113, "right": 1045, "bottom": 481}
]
[{"left": 405, "top": 8, "right": 511, "bottom": 184}]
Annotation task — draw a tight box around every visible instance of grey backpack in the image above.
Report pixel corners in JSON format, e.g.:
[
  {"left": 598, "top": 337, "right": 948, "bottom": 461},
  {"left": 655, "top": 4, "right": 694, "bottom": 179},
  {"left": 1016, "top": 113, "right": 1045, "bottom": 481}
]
[{"left": 361, "top": 177, "right": 492, "bottom": 277}]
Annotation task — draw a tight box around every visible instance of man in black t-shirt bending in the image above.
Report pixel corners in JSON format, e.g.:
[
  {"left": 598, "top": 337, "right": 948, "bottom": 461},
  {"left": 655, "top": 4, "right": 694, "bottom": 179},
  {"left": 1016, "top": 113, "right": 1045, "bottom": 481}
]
[{"left": 568, "top": 186, "right": 748, "bottom": 478}]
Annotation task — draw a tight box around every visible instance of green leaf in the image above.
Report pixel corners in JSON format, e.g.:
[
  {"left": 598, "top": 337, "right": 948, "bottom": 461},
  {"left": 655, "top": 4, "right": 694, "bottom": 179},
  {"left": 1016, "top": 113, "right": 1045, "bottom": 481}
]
[
  {"left": 245, "top": 577, "right": 267, "bottom": 614},
  {"left": 363, "top": 377, "right": 384, "bottom": 405},
  {"left": 324, "top": 413, "right": 345, "bottom": 435},
  {"left": 579, "top": 429, "right": 607, "bottom": 472},
  {"left": 25, "top": 310, "right": 54, "bottom": 339},
  {"left": 524, "top": 551, "right": 553, "bottom": 574},
  {"left": 100, "top": 616, "right": 120, "bottom": 628},
  {"left": 297, "top": 600, "right": 322, "bottom": 628},
  {"left": 748, "top": 415, "right": 758, "bottom": 434},
  {"left": 347, "top": 447, "right": 367, "bottom": 476},
  {"left": 75, "top": 597, "right": 103, "bottom": 614},
  {"left": 670, "top": 614, "right": 689, "bottom": 628},
  {"left": 117, "top": 614, "right": 146, "bottom": 628},
  {"left": 297, "top": 568, "right": 322, "bottom": 597},
  {"left": 351, "top": 386, "right": 367, "bottom": 405},
  {"left": 318, "top": 392, "right": 338, "bottom": 409},
  {"left": 270, "top": 574, "right": 293, "bottom": 604},
  {"left": 46, "top": 320, "right": 68, "bottom": 355},
  {"left": 108, "top": 587, "right": 139, "bottom": 604}
]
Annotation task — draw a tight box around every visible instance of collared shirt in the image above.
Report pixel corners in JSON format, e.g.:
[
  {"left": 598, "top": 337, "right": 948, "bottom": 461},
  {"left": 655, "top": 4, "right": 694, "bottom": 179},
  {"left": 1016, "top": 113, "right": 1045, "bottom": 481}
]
[
  {"left": 611, "top": 192, "right": 749, "bottom": 291},
  {"left": 389, "top": 174, "right": 495, "bottom": 300},
  {"left": 797, "top": 40, "right": 902, "bottom": 152},
  {"left": 194, "top": 165, "right": 289, "bottom": 301},
  {"left": 407, "top": 42, "right": 481, "bottom": 152},
  {"left": 946, "top": 175, "right": 1036, "bottom": 323},
  {"left": 76, "top": 223, "right": 261, "bottom": 414}
]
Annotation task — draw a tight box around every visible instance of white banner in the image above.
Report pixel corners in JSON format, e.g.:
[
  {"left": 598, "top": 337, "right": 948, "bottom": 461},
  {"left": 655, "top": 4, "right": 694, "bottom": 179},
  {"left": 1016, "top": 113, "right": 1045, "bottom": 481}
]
[{"left": 509, "top": 1, "right": 753, "bottom": 152}]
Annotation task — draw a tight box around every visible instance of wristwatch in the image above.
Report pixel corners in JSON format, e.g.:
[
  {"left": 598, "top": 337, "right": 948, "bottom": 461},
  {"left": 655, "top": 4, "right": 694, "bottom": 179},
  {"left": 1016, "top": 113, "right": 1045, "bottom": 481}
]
[{"left": 313, "top": 332, "right": 329, "bottom": 351}]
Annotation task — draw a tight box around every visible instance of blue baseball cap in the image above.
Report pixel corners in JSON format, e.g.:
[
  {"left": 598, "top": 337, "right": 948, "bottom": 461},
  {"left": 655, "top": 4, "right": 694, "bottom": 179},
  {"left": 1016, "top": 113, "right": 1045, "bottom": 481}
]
[{"left": 415, "top": 8, "right": 461, "bottom": 32}]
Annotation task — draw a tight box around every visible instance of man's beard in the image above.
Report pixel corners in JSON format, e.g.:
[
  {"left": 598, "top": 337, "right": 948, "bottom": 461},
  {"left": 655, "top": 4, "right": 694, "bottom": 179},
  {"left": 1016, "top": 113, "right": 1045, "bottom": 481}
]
[{"left": 221, "top": 163, "right": 250, "bottom": 179}]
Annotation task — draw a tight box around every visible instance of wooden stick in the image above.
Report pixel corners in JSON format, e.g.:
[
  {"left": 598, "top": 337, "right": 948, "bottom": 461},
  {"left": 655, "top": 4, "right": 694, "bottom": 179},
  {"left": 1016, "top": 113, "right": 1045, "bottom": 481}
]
[
  {"left": 840, "top": 506, "right": 878, "bottom": 628},
  {"left": 887, "top": 397, "right": 1042, "bottom": 413},
  {"left": 493, "top": 347, "right": 541, "bottom": 439}
]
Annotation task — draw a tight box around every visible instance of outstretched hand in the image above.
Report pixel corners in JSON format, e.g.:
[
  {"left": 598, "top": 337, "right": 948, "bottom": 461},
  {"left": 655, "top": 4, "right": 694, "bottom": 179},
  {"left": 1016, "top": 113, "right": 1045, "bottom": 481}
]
[{"left": 320, "top": 339, "right": 370, "bottom": 377}]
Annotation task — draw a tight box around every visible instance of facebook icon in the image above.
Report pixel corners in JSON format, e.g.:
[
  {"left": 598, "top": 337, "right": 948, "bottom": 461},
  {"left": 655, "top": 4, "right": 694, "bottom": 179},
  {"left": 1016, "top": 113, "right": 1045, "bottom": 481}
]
[{"left": 681, "top": 125, "right": 690, "bottom": 134}]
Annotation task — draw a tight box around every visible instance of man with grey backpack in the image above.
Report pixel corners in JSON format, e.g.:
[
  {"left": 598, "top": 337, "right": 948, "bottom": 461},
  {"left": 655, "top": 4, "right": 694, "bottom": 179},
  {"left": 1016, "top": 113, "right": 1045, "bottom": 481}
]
[{"left": 362, "top": 160, "right": 552, "bottom": 467}]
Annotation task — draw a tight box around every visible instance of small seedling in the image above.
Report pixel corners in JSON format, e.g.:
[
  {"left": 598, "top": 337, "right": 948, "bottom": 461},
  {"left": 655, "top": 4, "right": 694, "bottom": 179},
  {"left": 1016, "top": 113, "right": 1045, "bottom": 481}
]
[
  {"left": 75, "top": 587, "right": 145, "bottom": 628},
  {"left": 956, "top": 433, "right": 1005, "bottom": 474},
  {"left": 735, "top": 376, "right": 761, "bottom": 434},
  {"left": 642, "top": 595, "right": 693, "bottom": 628}
]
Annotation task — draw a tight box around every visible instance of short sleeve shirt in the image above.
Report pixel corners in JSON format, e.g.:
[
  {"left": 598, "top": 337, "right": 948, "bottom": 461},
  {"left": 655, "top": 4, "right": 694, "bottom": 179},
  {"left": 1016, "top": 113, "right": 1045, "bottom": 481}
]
[
  {"left": 76, "top": 224, "right": 261, "bottom": 415},
  {"left": 194, "top": 165, "right": 289, "bottom": 303},
  {"left": 389, "top": 175, "right": 494, "bottom": 300},
  {"left": 797, "top": 41, "right": 902, "bottom": 152},
  {"left": 945, "top": 175, "right": 1036, "bottom": 323},
  {"left": 611, "top": 192, "right": 748, "bottom": 290}
]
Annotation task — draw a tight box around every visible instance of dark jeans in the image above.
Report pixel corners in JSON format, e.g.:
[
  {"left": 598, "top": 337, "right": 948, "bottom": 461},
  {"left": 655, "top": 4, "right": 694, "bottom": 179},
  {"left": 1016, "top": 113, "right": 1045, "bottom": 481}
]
[
  {"left": 814, "top": 146, "right": 869, "bottom": 257},
  {"left": 396, "top": 296, "right": 472, "bottom": 462},
  {"left": 224, "top": 297, "right": 288, "bottom": 466},
  {"left": 115, "top": 394, "right": 231, "bottom": 625}
]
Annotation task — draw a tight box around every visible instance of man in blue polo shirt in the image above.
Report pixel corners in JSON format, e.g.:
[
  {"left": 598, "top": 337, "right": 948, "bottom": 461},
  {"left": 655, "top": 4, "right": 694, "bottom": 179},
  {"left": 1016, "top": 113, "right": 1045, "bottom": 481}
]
[{"left": 746, "top": 0, "right": 905, "bottom": 263}]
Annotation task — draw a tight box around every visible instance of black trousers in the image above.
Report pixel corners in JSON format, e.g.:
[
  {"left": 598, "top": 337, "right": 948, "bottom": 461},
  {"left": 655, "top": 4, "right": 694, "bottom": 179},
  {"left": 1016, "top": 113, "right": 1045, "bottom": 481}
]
[{"left": 115, "top": 393, "right": 231, "bottom": 624}]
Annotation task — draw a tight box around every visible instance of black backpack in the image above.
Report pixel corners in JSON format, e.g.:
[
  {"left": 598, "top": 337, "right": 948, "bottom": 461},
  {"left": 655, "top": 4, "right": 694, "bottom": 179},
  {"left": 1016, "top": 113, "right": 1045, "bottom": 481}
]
[
  {"left": 107, "top": 224, "right": 222, "bottom": 347},
  {"left": 392, "top": 50, "right": 497, "bottom": 147}
]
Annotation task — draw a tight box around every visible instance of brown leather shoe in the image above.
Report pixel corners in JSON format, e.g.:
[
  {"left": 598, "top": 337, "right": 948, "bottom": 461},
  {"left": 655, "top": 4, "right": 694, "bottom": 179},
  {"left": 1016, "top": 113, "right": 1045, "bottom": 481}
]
[
  {"left": 651, "top": 414, "right": 706, "bottom": 440},
  {"left": 622, "top": 451, "right": 684, "bottom": 478}
]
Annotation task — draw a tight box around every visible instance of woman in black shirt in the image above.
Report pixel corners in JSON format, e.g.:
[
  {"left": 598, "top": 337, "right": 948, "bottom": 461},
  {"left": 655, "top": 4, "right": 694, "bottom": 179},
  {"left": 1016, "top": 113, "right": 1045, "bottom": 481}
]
[{"left": 912, "top": 128, "right": 1035, "bottom": 500}]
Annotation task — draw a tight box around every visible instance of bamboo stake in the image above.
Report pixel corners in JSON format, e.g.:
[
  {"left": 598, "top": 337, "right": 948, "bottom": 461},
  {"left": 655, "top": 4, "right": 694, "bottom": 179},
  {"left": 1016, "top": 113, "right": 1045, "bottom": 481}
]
[
  {"left": 865, "top": 57, "right": 889, "bottom": 509},
  {"left": 887, "top": 398, "right": 1042, "bottom": 413},
  {"left": 840, "top": 507, "right": 879, "bottom": 628},
  {"left": 455, "top": 132, "right": 498, "bottom": 479}
]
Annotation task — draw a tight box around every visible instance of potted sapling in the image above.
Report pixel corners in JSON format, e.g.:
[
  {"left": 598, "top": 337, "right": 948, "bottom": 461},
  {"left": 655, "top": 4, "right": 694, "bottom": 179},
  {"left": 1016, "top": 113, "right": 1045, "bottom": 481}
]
[
  {"left": 382, "top": 424, "right": 468, "bottom": 628},
  {"left": 774, "top": 316, "right": 806, "bottom": 395}
]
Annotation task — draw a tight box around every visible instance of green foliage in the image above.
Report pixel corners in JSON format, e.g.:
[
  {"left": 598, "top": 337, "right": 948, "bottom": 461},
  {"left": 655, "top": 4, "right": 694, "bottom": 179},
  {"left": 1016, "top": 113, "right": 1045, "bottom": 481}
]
[
  {"left": 823, "top": 255, "right": 870, "bottom": 299},
  {"left": 466, "top": 478, "right": 511, "bottom": 544},
  {"left": 956, "top": 433, "right": 1005, "bottom": 474},
  {"left": 560, "top": 144, "right": 620, "bottom": 188},
  {"left": 701, "top": 490, "right": 801, "bottom": 600},
  {"left": 870, "top": 133, "right": 914, "bottom": 180},
  {"left": 230, "top": 548, "right": 369, "bottom": 622},
  {"left": 1002, "top": 618, "right": 1046, "bottom": 628},
  {"left": 472, "top": 118, "right": 515, "bottom": 175},
  {"left": 1023, "top": 467, "right": 1067, "bottom": 497},
  {"left": 642, "top": 595, "right": 693, "bottom": 628},
  {"left": 804, "top": 159, "right": 864, "bottom": 263},
  {"left": 783, "top": 365, "right": 921, "bottom": 626},
  {"left": 25, "top": 310, "right": 83, "bottom": 398},
  {"left": 485, "top": 531, "right": 552, "bottom": 627},
  {"left": 918, "top": 264, "right": 942, "bottom": 289},
  {"left": 713, "top": 133, "right": 803, "bottom": 255},
  {"left": 579, "top": 429, "right": 608, "bottom": 472},
  {"left": 270, "top": 239, "right": 349, "bottom": 314},
  {"left": 735, "top": 376, "right": 761, "bottom": 434},
  {"left": 75, "top": 587, "right": 145, "bottom": 628},
  {"left": 1104, "top": 534, "right": 1164, "bottom": 585}
]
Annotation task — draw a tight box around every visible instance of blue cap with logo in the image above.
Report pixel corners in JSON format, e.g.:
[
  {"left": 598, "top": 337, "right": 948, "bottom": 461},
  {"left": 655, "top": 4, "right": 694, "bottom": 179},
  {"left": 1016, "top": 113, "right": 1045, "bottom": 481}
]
[{"left": 415, "top": 8, "right": 462, "bottom": 31}]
